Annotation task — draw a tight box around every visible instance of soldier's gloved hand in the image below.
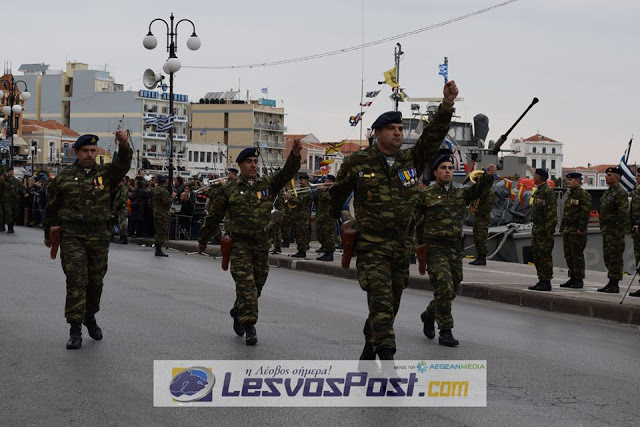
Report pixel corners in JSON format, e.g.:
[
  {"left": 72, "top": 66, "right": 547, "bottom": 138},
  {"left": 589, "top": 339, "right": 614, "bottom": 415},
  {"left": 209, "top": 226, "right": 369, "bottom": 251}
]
[{"left": 44, "top": 238, "right": 51, "bottom": 248}]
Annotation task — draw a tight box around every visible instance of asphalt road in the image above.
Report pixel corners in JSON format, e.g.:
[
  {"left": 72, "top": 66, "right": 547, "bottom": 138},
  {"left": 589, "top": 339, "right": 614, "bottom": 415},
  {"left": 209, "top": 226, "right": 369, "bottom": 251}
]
[{"left": 1, "top": 227, "right": 639, "bottom": 426}]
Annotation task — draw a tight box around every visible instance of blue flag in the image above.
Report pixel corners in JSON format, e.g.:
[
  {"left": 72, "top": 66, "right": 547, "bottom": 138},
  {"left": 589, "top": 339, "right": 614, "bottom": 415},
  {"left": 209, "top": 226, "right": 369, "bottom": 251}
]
[
  {"left": 438, "top": 63, "right": 448, "bottom": 83},
  {"left": 619, "top": 149, "right": 636, "bottom": 193}
]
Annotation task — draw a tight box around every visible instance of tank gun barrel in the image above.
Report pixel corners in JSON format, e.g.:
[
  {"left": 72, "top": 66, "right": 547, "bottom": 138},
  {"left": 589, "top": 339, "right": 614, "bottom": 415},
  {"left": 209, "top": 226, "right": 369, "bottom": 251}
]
[{"left": 490, "top": 97, "right": 539, "bottom": 155}]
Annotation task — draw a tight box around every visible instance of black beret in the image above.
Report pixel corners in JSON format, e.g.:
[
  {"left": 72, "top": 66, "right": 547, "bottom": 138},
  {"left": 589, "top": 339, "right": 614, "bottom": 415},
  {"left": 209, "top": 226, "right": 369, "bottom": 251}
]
[
  {"left": 298, "top": 173, "right": 310, "bottom": 180},
  {"left": 605, "top": 167, "right": 623, "bottom": 175},
  {"left": 236, "top": 147, "right": 259, "bottom": 163},
  {"left": 326, "top": 174, "right": 336, "bottom": 181},
  {"left": 371, "top": 111, "right": 403, "bottom": 129},
  {"left": 432, "top": 154, "right": 454, "bottom": 170},
  {"left": 566, "top": 172, "right": 582, "bottom": 179},
  {"left": 157, "top": 174, "right": 167, "bottom": 184},
  {"left": 534, "top": 168, "right": 549, "bottom": 179},
  {"left": 228, "top": 167, "right": 238, "bottom": 174},
  {"left": 73, "top": 134, "right": 99, "bottom": 150}
]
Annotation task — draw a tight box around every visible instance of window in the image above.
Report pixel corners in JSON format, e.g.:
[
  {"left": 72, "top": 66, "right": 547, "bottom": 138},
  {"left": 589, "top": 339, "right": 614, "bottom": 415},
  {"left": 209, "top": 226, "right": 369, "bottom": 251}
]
[
  {"left": 193, "top": 151, "right": 199, "bottom": 162},
  {"left": 532, "top": 147, "right": 536, "bottom": 153},
  {"left": 531, "top": 159, "right": 537, "bottom": 168},
  {"left": 542, "top": 147, "right": 546, "bottom": 154},
  {"left": 542, "top": 159, "right": 547, "bottom": 169},
  {"left": 552, "top": 147, "right": 556, "bottom": 154},
  {"left": 200, "top": 152, "right": 205, "bottom": 162},
  {"left": 588, "top": 178, "right": 594, "bottom": 185},
  {"left": 206, "top": 152, "right": 212, "bottom": 163},
  {"left": 189, "top": 151, "right": 192, "bottom": 162},
  {"left": 551, "top": 160, "right": 556, "bottom": 169},
  {"left": 600, "top": 178, "right": 605, "bottom": 187}
]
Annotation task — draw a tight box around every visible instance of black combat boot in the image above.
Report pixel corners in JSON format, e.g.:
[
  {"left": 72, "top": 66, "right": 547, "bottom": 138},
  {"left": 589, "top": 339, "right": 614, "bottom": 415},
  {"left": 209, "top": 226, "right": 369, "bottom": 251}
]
[
  {"left": 119, "top": 235, "right": 128, "bottom": 245},
  {"left": 629, "top": 289, "right": 640, "bottom": 297},
  {"left": 271, "top": 246, "right": 282, "bottom": 254},
  {"left": 528, "top": 280, "right": 551, "bottom": 291},
  {"left": 377, "top": 348, "right": 396, "bottom": 376},
  {"left": 316, "top": 252, "right": 334, "bottom": 261},
  {"left": 281, "top": 240, "right": 290, "bottom": 248},
  {"left": 559, "top": 278, "right": 574, "bottom": 288},
  {"left": 438, "top": 329, "right": 459, "bottom": 347},
  {"left": 315, "top": 247, "right": 325, "bottom": 254},
  {"left": 420, "top": 311, "right": 435, "bottom": 339},
  {"left": 0, "top": 224, "right": 5, "bottom": 232},
  {"left": 66, "top": 323, "right": 82, "bottom": 350},
  {"left": 84, "top": 315, "right": 103, "bottom": 340},
  {"left": 155, "top": 247, "right": 168, "bottom": 257},
  {"left": 244, "top": 325, "right": 257, "bottom": 345},
  {"left": 469, "top": 255, "right": 486, "bottom": 266},
  {"left": 597, "top": 280, "right": 619, "bottom": 293},
  {"left": 569, "top": 279, "right": 584, "bottom": 289},
  {"left": 291, "top": 251, "right": 306, "bottom": 258},
  {"left": 357, "top": 342, "right": 379, "bottom": 373},
  {"left": 359, "top": 342, "right": 375, "bottom": 360},
  {"left": 230, "top": 308, "right": 244, "bottom": 336},
  {"left": 7, "top": 224, "right": 14, "bottom": 234}
]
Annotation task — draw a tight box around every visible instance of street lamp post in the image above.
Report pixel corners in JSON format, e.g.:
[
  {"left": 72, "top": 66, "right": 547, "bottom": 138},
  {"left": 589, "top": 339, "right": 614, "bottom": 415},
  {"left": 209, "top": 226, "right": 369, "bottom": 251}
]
[
  {"left": 143, "top": 13, "right": 200, "bottom": 189},
  {"left": 1, "top": 76, "right": 30, "bottom": 168}
]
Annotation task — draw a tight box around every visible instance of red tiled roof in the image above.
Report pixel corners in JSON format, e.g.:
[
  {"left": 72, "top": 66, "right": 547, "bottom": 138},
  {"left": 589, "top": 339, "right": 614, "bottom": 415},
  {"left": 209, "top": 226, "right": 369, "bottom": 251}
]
[
  {"left": 22, "top": 119, "right": 81, "bottom": 137},
  {"left": 523, "top": 133, "right": 558, "bottom": 143}
]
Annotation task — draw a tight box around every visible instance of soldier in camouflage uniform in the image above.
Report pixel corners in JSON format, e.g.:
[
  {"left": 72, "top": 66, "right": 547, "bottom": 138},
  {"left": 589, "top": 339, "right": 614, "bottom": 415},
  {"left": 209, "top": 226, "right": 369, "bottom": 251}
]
[
  {"left": 199, "top": 143, "right": 302, "bottom": 345},
  {"left": 559, "top": 172, "right": 591, "bottom": 289},
  {"left": 469, "top": 186, "right": 495, "bottom": 265},
  {"left": 43, "top": 132, "right": 132, "bottom": 349},
  {"left": 291, "top": 173, "right": 313, "bottom": 258},
  {"left": 280, "top": 182, "right": 294, "bottom": 247},
  {"left": 629, "top": 170, "right": 640, "bottom": 298},
  {"left": 270, "top": 189, "right": 285, "bottom": 254},
  {"left": 597, "top": 167, "right": 629, "bottom": 293},
  {"left": 152, "top": 175, "right": 173, "bottom": 257},
  {"left": 528, "top": 169, "right": 557, "bottom": 291},
  {"left": 1, "top": 167, "right": 25, "bottom": 233},
  {"left": 416, "top": 158, "right": 496, "bottom": 347},
  {"left": 315, "top": 175, "right": 336, "bottom": 261},
  {"left": 330, "top": 81, "right": 458, "bottom": 363},
  {"left": 112, "top": 177, "right": 129, "bottom": 244}
]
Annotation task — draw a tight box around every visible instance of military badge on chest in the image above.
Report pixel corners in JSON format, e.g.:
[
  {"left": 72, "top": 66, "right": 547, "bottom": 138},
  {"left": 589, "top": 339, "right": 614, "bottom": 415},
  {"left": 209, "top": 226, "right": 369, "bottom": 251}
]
[
  {"left": 256, "top": 189, "right": 269, "bottom": 204},
  {"left": 92, "top": 176, "right": 104, "bottom": 190},
  {"left": 398, "top": 168, "right": 418, "bottom": 187}
]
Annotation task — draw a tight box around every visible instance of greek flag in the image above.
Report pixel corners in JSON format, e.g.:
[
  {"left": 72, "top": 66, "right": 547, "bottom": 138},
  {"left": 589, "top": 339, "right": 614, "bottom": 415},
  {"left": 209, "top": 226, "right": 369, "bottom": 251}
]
[
  {"left": 261, "top": 87, "right": 268, "bottom": 95},
  {"left": 156, "top": 115, "right": 175, "bottom": 133},
  {"left": 618, "top": 150, "right": 635, "bottom": 193},
  {"left": 200, "top": 128, "right": 207, "bottom": 136},
  {"left": 438, "top": 63, "right": 448, "bottom": 83},
  {"left": 0, "top": 139, "right": 10, "bottom": 150},
  {"left": 144, "top": 116, "right": 159, "bottom": 127}
]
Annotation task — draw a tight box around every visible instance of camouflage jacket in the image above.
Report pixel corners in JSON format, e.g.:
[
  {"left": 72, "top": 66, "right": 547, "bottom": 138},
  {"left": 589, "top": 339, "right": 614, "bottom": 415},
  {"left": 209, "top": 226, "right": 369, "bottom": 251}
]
[
  {"left": 630, "top": 187, "right": 640, "bottom": 230},
  {"left": 329, "top": 103, "right": 454, "bottom": 243},
  {"left": 600, "top": 184, "right": 629, "bottom": 233},
  {"left": 560, "top": 186, "right": 591, "bottom": 233},
  {"left": 292, "top": 189, "right": 313, "bottom": 220},
  {"left": 2, "top": 175, "right": 25, "bottom": 202},
  {"left": 471, "top": 186, "right": 495, "bottom": 221},
  {"left": 315, "top": 187, "right": 332, "bottom": 222},
  {"left": 43, "top": 145, "right": 133, "bottom": 239},
  {"left": 152, "top": 185, "right": 173, "bottom": 218},
  {"left": 416, "top": 173, "right": 494, "bottom": 244},
  {"left": 113, "top": 184, "right": 129, "bottom": 211},
  {"left": 531, "top": 183, "right": 557, "bottom": 233},
  {"left": 200, "top": 153, "right": 300, "bottom": 246}
]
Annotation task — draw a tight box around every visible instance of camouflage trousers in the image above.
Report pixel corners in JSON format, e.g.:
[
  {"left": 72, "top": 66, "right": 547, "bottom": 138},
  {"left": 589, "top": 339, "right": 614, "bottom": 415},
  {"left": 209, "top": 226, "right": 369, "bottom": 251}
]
[
  {"left": 316, "top": 217, "right": 335, "bottom": 252},
  {"left": 154, "top": 213, "right": 169, "bottom": 248},
  {"left": 230, "top": 238, "right": 270, "bottom": 326},
  {"left": 271, "top": 217, "right": 282, "bottom": 249},
  {"left": 603, "top": 232, "right": 625, "bottom": 280},
  {"left": 294, "top": 217, "right": 310, "bottom": 251},
  {"left": 280, "top": 213, "right": 292, "bottom": 243},
  {"left": 60, "top": 236, "right": 109, "bottom": 323},
  {"left": 473, "top": 218, "right": 490, "bottom": 257},
  {"left": 424, "top": 242, "right": 462, "bottom": 330},
  {"left": 2, "top": 199, "right": 18, "bottom": 224},
  {"left": 114, "top": 209, "right": 128, "bottom": 237},
  {"left": 562, "top": 232, "right": 587, "bottom": 280},
  {"left": 532, "top": 227, "right": 554, "bottom": 280},
  {"left": 356, "top": 238, "right": 410, "bottom": 354}
]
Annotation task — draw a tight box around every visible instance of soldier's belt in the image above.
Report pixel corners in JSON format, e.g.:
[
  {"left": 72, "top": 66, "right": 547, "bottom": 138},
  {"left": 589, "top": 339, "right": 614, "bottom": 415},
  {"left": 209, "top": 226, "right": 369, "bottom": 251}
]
[
  {"left": 360, "top": 226, "right": 409, "bottom": 239},
  {"left": 60, "top": 221, "right": 110, "bottom": 234}
]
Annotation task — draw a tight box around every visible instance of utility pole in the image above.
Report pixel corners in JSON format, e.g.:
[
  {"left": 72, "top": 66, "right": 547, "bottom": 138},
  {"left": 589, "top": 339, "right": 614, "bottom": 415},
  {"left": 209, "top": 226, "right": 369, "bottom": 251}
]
[{"left": 393, "top": 43, "right": 403, "bottom": 112}]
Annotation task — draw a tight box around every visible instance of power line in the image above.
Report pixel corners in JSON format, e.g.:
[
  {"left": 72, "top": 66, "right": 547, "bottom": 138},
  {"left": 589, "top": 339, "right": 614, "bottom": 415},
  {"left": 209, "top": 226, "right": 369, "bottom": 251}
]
[{"left": 183, "top": 0, "right": 521, "bottom": 70}]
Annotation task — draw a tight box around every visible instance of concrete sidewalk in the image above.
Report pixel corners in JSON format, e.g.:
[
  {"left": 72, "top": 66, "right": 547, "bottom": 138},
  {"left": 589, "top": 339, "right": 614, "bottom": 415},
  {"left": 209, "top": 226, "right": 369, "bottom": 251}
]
[{"left": 129, "top": 238, "right": 640, "bottom": 326}]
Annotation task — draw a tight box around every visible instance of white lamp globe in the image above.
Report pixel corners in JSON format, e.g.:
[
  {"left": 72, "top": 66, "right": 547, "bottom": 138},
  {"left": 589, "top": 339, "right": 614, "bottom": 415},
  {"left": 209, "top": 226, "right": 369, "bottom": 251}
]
[
  {"left": 163, "top": 57, "right": 181, "bottom": 74},
  {"left": 2, "top": 105, "right": 10, "bottom": 115},
  {"left": 12, "top": 105, "right": 22, "bottom": 114},
  {"left": 143, "top": 33, "right": 158, "bottom": 50},
  {"left": 187, "top": 35, "right": 201, "bottom": 51},
  {"left": 21, "top": 91, "right": 31, "bottom": 102}
]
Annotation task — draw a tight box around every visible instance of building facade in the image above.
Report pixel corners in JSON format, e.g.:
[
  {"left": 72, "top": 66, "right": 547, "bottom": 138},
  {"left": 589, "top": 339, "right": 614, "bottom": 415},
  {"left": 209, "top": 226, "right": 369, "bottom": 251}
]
[{"left": 511, "top": 133, "right": 564, "bottom": 179}]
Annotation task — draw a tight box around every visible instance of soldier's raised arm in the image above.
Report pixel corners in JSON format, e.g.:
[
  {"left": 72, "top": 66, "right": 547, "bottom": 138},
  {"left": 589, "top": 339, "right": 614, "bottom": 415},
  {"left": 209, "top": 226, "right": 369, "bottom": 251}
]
[
  {"left": 269, "top": 139, "right": 302, "bottom": 193},
  {"left": 463, "top": 164, "right": 496, "bottom": 205},
  {"left": 413, "top": 81, "right": 457, "bottom": 174},
  {"left": 105, "top": 130, "right": 133, "bottom": 186}
]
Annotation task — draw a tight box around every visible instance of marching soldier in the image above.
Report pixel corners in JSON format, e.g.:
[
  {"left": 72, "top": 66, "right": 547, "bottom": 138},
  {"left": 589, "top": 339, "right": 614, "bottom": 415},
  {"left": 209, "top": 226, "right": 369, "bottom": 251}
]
[
  {"left": 330, "top": 80, "right": 458, "bottom": 363},
  {"left": 528, "top": 169, "right": 557, "bottom": 291},
  {"left": 469, "top": 185, "right": 495, "bottom": 266},
  {"left": 559, "top": 172, "right": 591, "bottom": 288},
  {"left": 198, "top": 142, "right": 302, "bottom": 345},
  {"left": 43, "top": 132, "right": 132, "bottom": 349},
  {"left": 597, "top": 167, "right": 629, "bottom": 293},
  {"left": 416, "top": 158, "right": 496, "bottom": 346},
  {"left": 280, "top": 181, "right": 294, "bottom": 247},
  {"left": 291, "top": 173, "right": 313, "bottom": 258},
  {"left": 1, "top": 167, "right": 25, "bottom": 233},
  {"left": 152, "top": 175, "right": 173, "bottom": 257},
  {"left": 315, "top": 175, "right": 336, "bottom": 261},
  {"left": 112, "top": 176, "right": 129, "bottom": 244},
  {"left": 629, "top": 169, "right": 640, "bottom": 298}
]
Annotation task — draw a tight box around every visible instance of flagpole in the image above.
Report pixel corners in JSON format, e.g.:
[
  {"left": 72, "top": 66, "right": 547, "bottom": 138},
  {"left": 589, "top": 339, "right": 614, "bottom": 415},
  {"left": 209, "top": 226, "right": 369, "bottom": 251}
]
[
  {"left": 626, "top": 135, "right": 634, "bottom": 163},
  {"left": 359, "top": 0, "right": 365, "bottom": 145}
]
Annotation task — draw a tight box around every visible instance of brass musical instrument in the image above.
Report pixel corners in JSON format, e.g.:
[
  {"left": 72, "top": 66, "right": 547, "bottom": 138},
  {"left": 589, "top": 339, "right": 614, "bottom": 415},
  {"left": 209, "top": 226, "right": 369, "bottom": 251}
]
[{"left": 468, "top": 170, "right": 485, "bottom": 183}]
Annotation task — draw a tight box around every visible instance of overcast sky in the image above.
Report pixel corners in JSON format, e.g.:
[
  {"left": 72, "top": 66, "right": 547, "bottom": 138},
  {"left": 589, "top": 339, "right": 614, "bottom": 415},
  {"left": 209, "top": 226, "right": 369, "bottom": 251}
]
[{"left": 6, "top": 0, "right": 639, "bottom": 167}]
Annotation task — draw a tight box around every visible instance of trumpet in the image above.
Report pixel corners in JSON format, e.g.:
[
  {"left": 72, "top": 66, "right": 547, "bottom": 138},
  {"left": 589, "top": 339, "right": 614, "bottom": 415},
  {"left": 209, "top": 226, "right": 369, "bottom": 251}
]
[{"left": 193, "top": 177, "right": 227, "bottom": 195}]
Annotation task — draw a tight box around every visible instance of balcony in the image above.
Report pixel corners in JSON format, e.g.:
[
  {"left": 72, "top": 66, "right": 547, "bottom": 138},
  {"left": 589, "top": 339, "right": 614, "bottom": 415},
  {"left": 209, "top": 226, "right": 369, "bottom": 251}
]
[
  {"left": 257, "top": 140, "right": 286, "bottom": 150},
  {"left": 254, "top": 122, "right": 287, "bottom": 132},
  {"left": 143, "top": 131, "right": 187, "bottom": 142}
]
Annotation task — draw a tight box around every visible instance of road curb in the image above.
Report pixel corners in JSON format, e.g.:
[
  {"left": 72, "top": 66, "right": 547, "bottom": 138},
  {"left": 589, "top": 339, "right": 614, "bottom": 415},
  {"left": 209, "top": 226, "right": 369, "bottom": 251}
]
[{"left": 130, "top": 238, "right": 640, "bottom": 326}]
